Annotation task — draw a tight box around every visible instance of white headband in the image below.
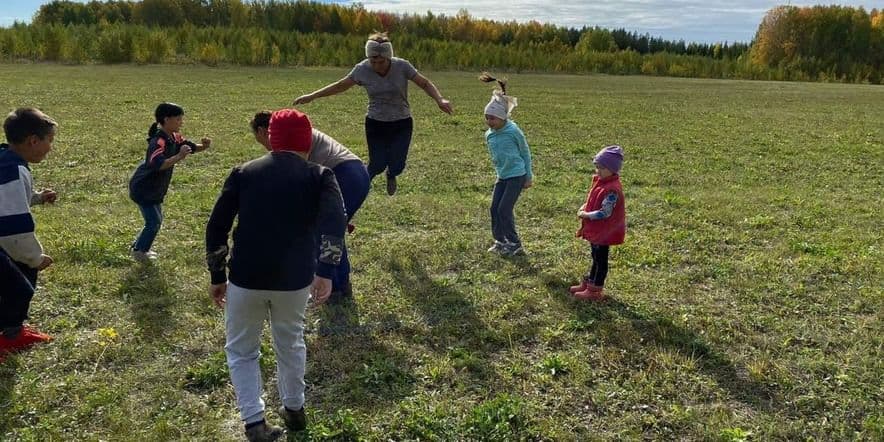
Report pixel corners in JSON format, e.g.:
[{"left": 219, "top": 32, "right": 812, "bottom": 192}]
[
  {"left": 365, "top": 40, "right": 393, "bottom": 59},
  {"left": 484, "top": 90, "right": 517, "bottom": 120}
]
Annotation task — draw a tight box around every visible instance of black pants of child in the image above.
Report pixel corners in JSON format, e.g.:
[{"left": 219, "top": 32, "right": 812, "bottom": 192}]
[
  {"left": 0, "top": 250, "right": 37, "bottom": 332},
  {"left": 584, "top": 244, "right": 609, "bottom": 287}
]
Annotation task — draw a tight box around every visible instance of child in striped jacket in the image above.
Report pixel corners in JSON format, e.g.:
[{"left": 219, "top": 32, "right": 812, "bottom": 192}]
[{"left": 0, "top": 108, "right": 58, "bottom": 357}]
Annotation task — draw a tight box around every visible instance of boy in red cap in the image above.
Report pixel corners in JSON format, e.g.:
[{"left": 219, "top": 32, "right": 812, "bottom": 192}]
[
  {"left": 571, "top": 145, "right": 626, "bottom": 300},
  {"left": 0, "top": 108, "right": 58, "bottom": 358},
  {"left": 206, "top": 109, "right": 346, "bottom": 440}
]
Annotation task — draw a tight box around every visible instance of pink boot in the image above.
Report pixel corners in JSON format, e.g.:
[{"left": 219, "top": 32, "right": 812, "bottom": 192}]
[
  {"left": 574, "top": 283, "right": 605, "bottom": 301},
  {"left": 569, "top": 280, "right": 589, "bottom": 294}
]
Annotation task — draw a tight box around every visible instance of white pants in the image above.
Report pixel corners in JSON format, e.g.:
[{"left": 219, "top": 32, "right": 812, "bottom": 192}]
[{"left": 224, "top": 282, "right": 309, "bottom": 424}]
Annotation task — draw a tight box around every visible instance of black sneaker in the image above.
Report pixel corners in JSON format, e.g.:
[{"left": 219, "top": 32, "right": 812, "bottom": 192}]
[
  {"left": 278, "top": 406, "right": 307, "bottom": 431},
  {"left": 386, "top": 175, "right": 397, "bottom": 195},
  {"left": 244, "top": 421, "right": 284, "bottom": 442}
]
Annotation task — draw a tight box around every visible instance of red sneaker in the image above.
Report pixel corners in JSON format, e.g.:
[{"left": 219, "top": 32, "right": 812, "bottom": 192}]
[
  {"left": 22, "top": 326, "right": 52, "bottom": 342},
  {"left": 0, "top": 326, "right": 52, "bottom": 354}
]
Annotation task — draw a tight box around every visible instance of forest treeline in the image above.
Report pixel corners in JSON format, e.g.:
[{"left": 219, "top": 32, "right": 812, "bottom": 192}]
[{"left": 0, "top": 0, "right": 880, "bottom": 83}]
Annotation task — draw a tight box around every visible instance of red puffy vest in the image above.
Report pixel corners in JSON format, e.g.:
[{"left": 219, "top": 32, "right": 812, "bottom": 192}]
[{"left": 577, "top": 174, "right": 626, "bottom": 245}]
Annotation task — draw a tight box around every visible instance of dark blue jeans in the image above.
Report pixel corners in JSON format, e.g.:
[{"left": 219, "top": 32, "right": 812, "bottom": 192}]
[
  {"left": 364, "top": 117, "right": 413, "bottom": 179},
  {"left": 133, "top": 203, "right": 163, "bottom": 252},
  {"left": 490, "top": 174, "right": 527, "bottom": 246},
  {"left": 0, "top": 249, "right": 37, "bottom": 330},
  {"left": 327, "top": 160, "right": 370, "bottom": 291}
]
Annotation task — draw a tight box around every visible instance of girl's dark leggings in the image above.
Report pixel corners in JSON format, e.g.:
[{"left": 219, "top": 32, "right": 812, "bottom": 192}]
[{"left": 584, "top": 244, "right": 610, "bottom": 287}]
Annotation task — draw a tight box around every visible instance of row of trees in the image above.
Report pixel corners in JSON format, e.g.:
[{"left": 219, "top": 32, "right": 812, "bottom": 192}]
[
  {"left": 0, "top": 22, "right": 810, "bottom": 81},
  {"left": 32, "top": 0, "right": 747, "bottom": 58},
  {"left": 750, "top": 5, "right": 883, "bottom": 81},
  {"left": 5, "top": 1, "right": 882, "bottom": 84}
]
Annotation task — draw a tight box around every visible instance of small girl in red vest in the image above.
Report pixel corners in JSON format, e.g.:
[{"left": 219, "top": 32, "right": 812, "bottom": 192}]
[{"left": 571, "top": 145, "right": 626, "bottom": 300}]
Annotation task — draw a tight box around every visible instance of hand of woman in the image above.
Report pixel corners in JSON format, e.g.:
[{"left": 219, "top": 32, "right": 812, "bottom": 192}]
[
  {"left": 294, "top": 94, "right": 313, "bottom": 105},
  {"left": 523, "top": 179, "right": 533, "bottom": 189},
  {"left": 436, "top": 98, "right": 453, "bottom": 115}
]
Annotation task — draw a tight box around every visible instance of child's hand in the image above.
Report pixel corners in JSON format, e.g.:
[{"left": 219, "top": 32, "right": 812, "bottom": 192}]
[
  {"left": 523, "top": 179, "right": 533, "bottom": 189},
  {"left": 201, "top": 137, "right": 212, "bottom": 149},
  {"left": 37, "top": 254, "right": 53, "bottom": 271},
  {"left": 209, "top": 283, "right": 227, "bottom": 308},
  {"left": 577, "top": 210, "right": 588, "bottom": 219},
  {"left": 178, "top": 146, "right": 192, "bottom": 160},
  {"left": 39, "top": 189, "right": 57, "bottom": 204},
  {"left": 310, "top": 275, "right": 332, "bottom": 305}
]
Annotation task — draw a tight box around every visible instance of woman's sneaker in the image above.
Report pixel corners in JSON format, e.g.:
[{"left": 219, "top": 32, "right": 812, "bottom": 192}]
[
  {"left": 504, "top": 243, "right": 526, "bottom": 256},
  {"left": 487, "top": 241, "right": 508, "bottom": 253}
]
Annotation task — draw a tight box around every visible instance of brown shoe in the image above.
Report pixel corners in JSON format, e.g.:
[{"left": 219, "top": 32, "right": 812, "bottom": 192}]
[
  {"left": 244, "top": 421, "right": 284, "bottom": 442},
  {"left": 573, "top": 285, "right": 606, "bottom": 301},
  {"left": 278, "top": 406, "right": 306, "bottom": 431}
]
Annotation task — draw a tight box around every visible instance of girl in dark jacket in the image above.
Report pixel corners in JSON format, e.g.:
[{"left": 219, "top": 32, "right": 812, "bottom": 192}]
[{"left": 129, "top": 102, "right": 211, "bottom": 262}]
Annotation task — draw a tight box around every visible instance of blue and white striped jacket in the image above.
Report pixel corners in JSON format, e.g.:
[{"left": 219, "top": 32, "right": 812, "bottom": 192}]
[{"left": 0, "top": 144, "right": 44, "bottom": 268}]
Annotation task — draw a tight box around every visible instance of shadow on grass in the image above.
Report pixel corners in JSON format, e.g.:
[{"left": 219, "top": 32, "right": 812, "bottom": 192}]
[
  {"left": 306, "top": 296, "right": 416, "bottom": 411},
  {"left": 116, "top": 262, "right": 178, "bottom": 338},
  {"left": 385, "top": 254, "right": 516, "bottom": 381},
  {"left": 514, "top": 259, "right": 779, "bottom": 412},
  {"left": 0, "top": 357, "right": 20, "bottom": 434}
]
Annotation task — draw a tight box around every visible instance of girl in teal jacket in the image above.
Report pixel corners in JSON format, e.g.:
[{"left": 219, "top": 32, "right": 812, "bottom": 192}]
[{"left": 480, "top": 73, "right": 533, "bottom": 256}]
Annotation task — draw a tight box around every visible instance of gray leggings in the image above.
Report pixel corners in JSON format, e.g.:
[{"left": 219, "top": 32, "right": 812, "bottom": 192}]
[{"left": 490, "top": 174, "right": 527, "bottom": 245}]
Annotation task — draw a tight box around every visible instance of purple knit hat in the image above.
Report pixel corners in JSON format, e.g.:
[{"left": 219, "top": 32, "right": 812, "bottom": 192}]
[{"left": 593, "top": 145, "right": 624, "bottom": 174}]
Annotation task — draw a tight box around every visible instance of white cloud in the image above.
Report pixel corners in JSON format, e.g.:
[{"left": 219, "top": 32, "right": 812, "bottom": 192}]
[{"left": 343, "top": 0, "right": 878, "bottom": 43}]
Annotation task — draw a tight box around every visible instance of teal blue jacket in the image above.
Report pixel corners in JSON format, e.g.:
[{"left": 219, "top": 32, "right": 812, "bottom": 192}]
[{"left": 485, "top": 120, "right": 533, "bottom": 180}]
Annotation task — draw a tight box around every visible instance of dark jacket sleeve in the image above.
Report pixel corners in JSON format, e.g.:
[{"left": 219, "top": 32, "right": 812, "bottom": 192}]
[
  {"left": 206, "top": 167, "right": 241, "bottom": 284},
  {"left": 315, "top": 167, "right": 346, "bottom": 279},
  {"left": 147, "top": 137, "right": 168, "bottom": 170}
]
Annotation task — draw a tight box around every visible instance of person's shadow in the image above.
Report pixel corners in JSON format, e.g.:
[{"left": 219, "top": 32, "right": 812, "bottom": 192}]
[
  {"left": 515, "top": 259, "right": 779, "bottom": 411},
  {"left": 305, "top": 294, "right": 416, "bottom": 412},
  {"left": 0, "top": 357, "right": 20, "bottom": 434},
  {"left": 385, "top": 254, "right": 529, "bottom": 383},
  {"left": 116, "top": 262, "right": 178, "bottom": 338}
]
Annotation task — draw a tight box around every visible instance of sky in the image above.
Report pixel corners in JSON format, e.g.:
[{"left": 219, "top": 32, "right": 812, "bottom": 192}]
[{"left": 2, "top": 1, "right": 880, "bottom": 43}]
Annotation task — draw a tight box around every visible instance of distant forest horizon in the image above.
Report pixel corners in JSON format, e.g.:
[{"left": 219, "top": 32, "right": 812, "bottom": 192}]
[{"left": 0, "top": 1, "right": 880, "bottom": 83}]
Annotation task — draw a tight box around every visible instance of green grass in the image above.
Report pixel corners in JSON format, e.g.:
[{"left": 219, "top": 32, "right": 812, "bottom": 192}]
[{"left": 1, "top": 63, "right": 882, "bottom": 440}]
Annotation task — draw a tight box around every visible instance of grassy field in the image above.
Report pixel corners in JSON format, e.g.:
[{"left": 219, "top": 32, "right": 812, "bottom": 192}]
[{"left": 0, "top": 63, "right": 881, "bottom": 441}]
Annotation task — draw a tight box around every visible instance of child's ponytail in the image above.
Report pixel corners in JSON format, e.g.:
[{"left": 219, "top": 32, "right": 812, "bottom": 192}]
[
  {"left": 479, "top": 72, "right": 507, "bottom": 95},
  {"left": 148, "top": 122, "right": 160, "bottom": 138},
  {"left": 480, "top": 72, "right": 517, "bottom": 118}
]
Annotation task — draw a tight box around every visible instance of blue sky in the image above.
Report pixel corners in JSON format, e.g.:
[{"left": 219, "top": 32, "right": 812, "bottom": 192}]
[{"left": 2, "top": 1, "right": 880, "bottom": 43}]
